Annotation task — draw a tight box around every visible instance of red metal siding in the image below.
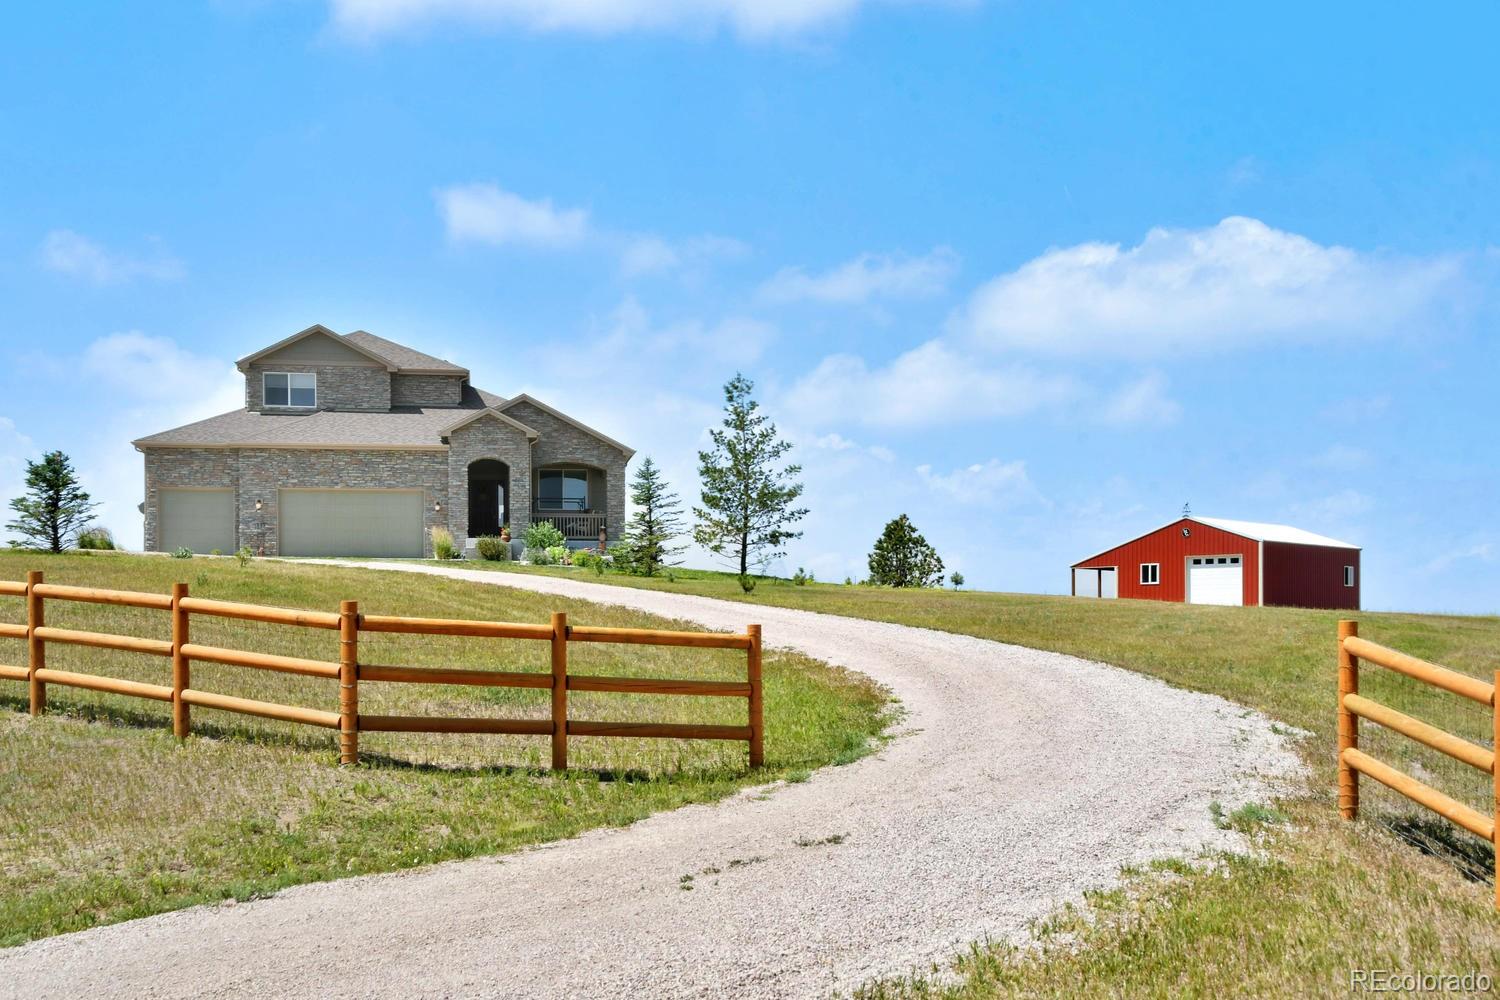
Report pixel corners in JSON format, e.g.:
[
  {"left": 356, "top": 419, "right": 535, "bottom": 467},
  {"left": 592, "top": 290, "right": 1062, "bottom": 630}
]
[
  {"left": 1073, "top": 519, "right": 1260, "bottom": 605},
  {"left": 1261, "top": 542, "right": 1360, "bottom": 610}
]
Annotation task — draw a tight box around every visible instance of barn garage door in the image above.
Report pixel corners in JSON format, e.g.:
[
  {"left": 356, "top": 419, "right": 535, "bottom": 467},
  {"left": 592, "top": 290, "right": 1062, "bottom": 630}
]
[
  {"left": 158, "top": 489, "right": 235, "bottom": 555},
  {"left": 279, "top": 490, "right": 424, "bottom": 558},
  {"left": 1188, "top": 556, "right": 1243, "bottom": 606}
]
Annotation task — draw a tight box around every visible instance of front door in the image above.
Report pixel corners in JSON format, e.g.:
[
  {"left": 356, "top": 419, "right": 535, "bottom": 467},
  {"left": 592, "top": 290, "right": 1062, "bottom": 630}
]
[{"left": 469, "top": 480, "right": 501, "bottom": 536}]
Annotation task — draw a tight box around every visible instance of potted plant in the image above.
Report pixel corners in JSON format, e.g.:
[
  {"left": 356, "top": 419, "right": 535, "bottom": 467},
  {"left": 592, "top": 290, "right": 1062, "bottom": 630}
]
[{"left": 500, "top": 523, "right": 511, "bottom": 542}]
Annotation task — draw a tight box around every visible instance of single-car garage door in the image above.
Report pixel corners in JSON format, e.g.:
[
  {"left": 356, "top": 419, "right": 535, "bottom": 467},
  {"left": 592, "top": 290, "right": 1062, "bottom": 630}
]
[
  {"left": 1187, "top": 555, "right": 1243, "bottom": 606},
  {"left": 159, "top": 489, "right": 235, "bottom": 555},
  {"left": 280, "top": 489, "right": 425, "bottom": 558}
]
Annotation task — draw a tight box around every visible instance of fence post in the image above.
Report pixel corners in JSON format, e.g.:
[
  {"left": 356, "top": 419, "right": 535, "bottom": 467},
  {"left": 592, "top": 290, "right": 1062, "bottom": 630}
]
[
  {"left": 747, "top": 624, "right": 763, "bottom": 768},
  {"left": 1493, "top": 669, "right": 1499, "bottom": 910},
  {"left": 339, "top": 600, "right": 359, "bottom": 766},
  {"left": 551, "top": 611, "right": 567, "bottom": 771},
  {"left": 171, "top": 582, "right": 190, "bottom": 739},
  {"left": 1337, "top": 619, "right": 1359, "bottom": 820},
  {"left": 26, "top": 570, "right": 44, "bottom": 716}
]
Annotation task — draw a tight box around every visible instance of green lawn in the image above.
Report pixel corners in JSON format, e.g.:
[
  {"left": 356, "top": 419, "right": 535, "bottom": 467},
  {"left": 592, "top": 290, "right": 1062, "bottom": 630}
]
[
  {"left": 450, "top": 560, "right": 1500, "bottom": 996},
  {"left": 0, "top": 552, "right": 891, "bottom": 946}
]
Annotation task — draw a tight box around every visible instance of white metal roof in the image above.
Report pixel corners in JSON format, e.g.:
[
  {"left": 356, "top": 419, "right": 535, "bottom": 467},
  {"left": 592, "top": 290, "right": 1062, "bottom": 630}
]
[{"left": 1194, "top": 516, "right": 1359, "bottom": 550}]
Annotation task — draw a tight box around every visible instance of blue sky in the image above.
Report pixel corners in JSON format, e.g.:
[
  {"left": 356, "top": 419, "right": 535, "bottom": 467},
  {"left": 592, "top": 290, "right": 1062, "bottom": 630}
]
[{"left": 1, "top": 1, "right": 1496, "bottom": 612}]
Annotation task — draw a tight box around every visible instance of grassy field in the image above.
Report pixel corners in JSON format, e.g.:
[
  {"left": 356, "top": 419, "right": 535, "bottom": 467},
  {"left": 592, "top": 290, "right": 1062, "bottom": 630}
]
[
  {"left": 451, "top": 560, "right": 1500, "bottom": 996},
  {"left": 0, "top": 552, "right": 891, "bottom": 946}
]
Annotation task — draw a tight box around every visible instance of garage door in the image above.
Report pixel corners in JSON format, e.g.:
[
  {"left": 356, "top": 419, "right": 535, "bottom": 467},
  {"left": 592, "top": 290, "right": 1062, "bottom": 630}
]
[
  {"left": 159, "top": 489, "right": 235, "bottom": 555},
  {"left": 1188, "top": 556, "right": 1243, "bottom": 606},
  {"left": 279, "top": 490, "right": 424, "bottom": 558}
]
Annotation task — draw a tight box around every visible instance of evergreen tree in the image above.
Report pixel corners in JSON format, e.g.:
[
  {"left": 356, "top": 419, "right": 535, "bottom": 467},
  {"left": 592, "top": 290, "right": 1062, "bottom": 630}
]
[
  {"left": 693, "top": 374, "right": 808, "bottom": 588},
  {"left": 619, "top": 456, "right": 685, "bottom": 577},
  {"left": 6, "top": 451, "right": 99, "bottom": 553},
  {"left": 867, "top": 514, "right": 945, "bottom": 588}
]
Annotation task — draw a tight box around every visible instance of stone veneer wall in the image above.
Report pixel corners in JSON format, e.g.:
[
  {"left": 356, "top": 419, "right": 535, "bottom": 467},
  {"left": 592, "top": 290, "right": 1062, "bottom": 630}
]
[
  {"left": 504, "top": 401, "right": 629, "bottom": 541},
  {"left": 244, "top": 363, "right": 392, "bottom": 413},
  {"left": 445, "top": 416, "right": 532, "bottom": 540},
  {"left": 392, "top": 374, "right": 465, "bottom": 407},
  {"left": 143, "top": 446, "right": 448, "bottom": 556}
]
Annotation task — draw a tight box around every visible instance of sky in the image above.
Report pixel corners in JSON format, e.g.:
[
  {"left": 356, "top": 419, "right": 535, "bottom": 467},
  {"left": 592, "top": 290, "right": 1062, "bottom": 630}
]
[{"left": 0, "top": 1, "right": 1496, "bottom": 613}]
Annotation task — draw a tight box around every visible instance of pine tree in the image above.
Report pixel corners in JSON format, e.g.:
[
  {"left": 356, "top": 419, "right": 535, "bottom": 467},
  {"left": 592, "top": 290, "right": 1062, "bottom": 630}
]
[
  {"left": 693, "top": 374, "right": 808, "bottom": 589},
  {"left": 6, "top": 451, "right": 99, "bottom": 554},
  {"left": 867, "top": 514, "right": 945, "bottom": 588},
  {"left": 619, "top": 456, "right": 685, "bottom": 577}
]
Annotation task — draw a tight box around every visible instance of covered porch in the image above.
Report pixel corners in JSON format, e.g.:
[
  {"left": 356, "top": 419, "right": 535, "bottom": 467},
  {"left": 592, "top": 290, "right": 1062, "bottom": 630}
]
[{"left": 531, "top": 463, "right": 609, "bottom": 541}]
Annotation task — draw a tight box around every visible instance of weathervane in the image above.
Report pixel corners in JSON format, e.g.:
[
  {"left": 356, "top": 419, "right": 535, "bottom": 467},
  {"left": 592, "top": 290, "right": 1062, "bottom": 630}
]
[{"left": 1182, "top": 501, "right": 1191, "bottom": 518}]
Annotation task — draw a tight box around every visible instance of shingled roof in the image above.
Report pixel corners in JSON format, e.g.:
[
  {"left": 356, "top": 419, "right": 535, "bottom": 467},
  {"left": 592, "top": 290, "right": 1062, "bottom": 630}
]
[{"left": 343, "top": 330, "right": 468, "bottom": 375}]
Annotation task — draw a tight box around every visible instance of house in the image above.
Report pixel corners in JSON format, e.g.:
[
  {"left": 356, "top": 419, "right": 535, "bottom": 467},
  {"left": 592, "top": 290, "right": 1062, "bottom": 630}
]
[
  {"left": 1070, "top": 516, "right": 1360, "bottom": 610},
  {"left": 134, "top": 324, "right": 633, "bottom": 558}
]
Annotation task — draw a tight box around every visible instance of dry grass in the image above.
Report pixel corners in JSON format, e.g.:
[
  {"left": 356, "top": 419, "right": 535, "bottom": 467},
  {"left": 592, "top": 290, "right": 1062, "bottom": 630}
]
[
  {"left": 463, "top": 562, "right": 1500, "bottom": 994},
  {"left": 0, "top": 552, "right": 891, "bottom": 945}
]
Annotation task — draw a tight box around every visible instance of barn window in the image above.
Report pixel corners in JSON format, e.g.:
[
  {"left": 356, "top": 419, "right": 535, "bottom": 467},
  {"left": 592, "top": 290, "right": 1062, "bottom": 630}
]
[
  {"left": 1344, "top": 565, "right": 1355, "bottom": 587},
  {"left": 1140, "top": 563, "right": 1160, "bottom": 585}
]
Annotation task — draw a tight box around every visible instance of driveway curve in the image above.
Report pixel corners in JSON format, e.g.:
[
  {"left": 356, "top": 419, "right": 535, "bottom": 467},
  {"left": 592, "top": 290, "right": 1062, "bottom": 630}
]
[{"left": 2, "top": 563, "right": 1300, "bottom": 999}]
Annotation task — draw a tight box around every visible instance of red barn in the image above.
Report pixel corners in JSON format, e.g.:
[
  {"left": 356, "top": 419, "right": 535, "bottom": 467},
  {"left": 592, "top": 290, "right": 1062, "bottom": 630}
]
[{"left": 1070, "top": 516, "right": 1360, "bottom": 610}]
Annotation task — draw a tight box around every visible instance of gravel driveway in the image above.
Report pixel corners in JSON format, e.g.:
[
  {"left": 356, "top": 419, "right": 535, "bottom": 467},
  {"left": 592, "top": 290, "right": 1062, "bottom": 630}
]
[{"left": 2, "top": 563, "right": 1301, "bottom": 999}]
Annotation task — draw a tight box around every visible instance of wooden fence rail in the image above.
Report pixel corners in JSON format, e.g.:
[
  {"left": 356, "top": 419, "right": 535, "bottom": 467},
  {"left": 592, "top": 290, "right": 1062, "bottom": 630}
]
[
  {"left": 0, "top": 572, "right": 764, "bottom": 771},
  {"left": 1336, "top": 620, "right": 1499, "bottom": 907}
]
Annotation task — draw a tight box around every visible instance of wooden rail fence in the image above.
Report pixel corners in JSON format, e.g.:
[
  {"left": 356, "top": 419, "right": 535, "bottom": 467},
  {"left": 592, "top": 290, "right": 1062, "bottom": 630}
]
[
  {"left": 0, "top": 572, "right": 764, "bottom": 770},
  {"left": 1336, "top": 619, "right": 1498, "bottom": 906}
]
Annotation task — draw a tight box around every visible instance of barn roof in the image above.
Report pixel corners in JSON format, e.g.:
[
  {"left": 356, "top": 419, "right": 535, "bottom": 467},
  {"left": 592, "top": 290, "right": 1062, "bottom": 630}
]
[{"left": 1193, "top": 517, "right": 1358, "bottom": 550}]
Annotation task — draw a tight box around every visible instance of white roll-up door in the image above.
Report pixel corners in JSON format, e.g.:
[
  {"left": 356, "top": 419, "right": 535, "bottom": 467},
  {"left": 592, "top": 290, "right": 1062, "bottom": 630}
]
[
  {"left": 158, "top": 489, "right": 235, "bottom": 554},
  {"left": 279, "top": 489, "right": 424, "bottom": 558},
  {"left": 1187, "top": 555, "right": 1243, "bottom": 606}
]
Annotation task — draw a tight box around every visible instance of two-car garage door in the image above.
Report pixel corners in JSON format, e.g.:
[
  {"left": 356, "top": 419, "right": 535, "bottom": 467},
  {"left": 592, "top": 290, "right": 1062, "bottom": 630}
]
[
  {"left": 157, "top": 488, "right": 425, "bottom": 558},
  {"left": 279, "top": 490, "right": 425, "bottom": 558}
]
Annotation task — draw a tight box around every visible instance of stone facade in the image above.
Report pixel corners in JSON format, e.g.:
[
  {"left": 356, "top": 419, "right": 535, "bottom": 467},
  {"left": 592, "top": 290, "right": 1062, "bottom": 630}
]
[
  {"left": 505, "top": 401, "right": 628, "bottom": 541},
  {"left": 392, "top": 374, "right": 464, "bottom": 407},
  {"left": 143, "top": 446, "right": 448, "bottom": 556},
  {"left": 444, "top": 416, "right": 533, "bottom": 540},
  {"left": 245, "top": 362, "right": 391, "bottom": 413}
]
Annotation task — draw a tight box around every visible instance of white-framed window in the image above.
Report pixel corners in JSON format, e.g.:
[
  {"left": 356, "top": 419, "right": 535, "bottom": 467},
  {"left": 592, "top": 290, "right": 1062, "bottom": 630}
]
[
  {"left": 264, "top": 372, "right": 317, "bottom": 408},
  {"left": 1190, "top": 556, "right": 1241, "bottom": 566},
  {"left": 1344, "top": 565, "right": 1356, "bottom": 588},
  {"left": 1140, "top": 562, "right": 1160, "bottom": 585},
  {"left": 537, "top": 468, "right": 589, "bottom": 510}
]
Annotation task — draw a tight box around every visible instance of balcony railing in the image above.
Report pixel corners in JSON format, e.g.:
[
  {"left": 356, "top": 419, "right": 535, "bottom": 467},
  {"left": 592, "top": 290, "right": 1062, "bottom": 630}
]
[{"left": 531, "top": 510, "right": 606, "bottom": 541}]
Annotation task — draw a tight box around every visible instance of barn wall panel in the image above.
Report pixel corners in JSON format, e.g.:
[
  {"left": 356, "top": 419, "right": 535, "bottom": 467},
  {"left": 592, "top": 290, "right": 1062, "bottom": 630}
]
[{"left": 1262, "top": 542, "right": 1360, "bottom": 610}]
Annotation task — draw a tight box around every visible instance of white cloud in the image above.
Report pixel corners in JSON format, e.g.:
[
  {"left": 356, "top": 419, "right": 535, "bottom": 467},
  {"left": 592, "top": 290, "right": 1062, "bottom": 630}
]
[
  {"left": 620, "top": 233, "right": 749, "bottom": 278},
  {"left": 435, "top": 182, "right": 590, "bottom": 248},
  {"left": 916, "top": 458, "right": 1046, "bottom": 508},
  {"left": 41, "top": 230, "right": 185, "bottom": 285},
  {"left": 956, "top": 216, "right": 1462, "bottom": 358},
  {"left": 1421, "top": 542, "right": 1496, "bottom": 576},
  {"left": 330, "top": 0, "right": 937, "bottom": 40},
  {"left": 590, "top": 296, "right": 774, "bottom": 368},
  {"left": 783, "top": 339, "right": 1079, "bottom": 428},
  {"left": 1100, "top": 371, "right": 1180, "bottom": 425},
  {"left": 760, "top": 246, "right": 958, "bottom": 305}
]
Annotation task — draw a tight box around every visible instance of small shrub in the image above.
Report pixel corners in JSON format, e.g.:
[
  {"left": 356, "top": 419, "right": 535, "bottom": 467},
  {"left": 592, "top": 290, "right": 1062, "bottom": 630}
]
[
  {"left": 571, "top": 548, "right": 599, "bottom": 570},
  {"left": 545, "top": 545, "right": 568, "bottom": 565},
  {"left": 210, "top": 549, "right": 223, "bottom": 557},
  {"left": 524, "top": 521, "right": 566, "bottom": 551},
  {"left": 234, "top": 546, "right": 254, "bottom": 568},
  {"left": 430, "top": 526, "right": 459, "bottom": 560},
  {"left": 843, "top": 576, "right": 853, "bottom": 586},
  {"left": 172, "top": 547, "right": 193, "bottom": 559},
  {"left": 75, "top": 525, "right": 115, "bottom": 550},
  {"left": 475, "top": 536, "right": 510, "bottom": 561},
  {"left": 792, "top": 567, "right": 813, "bottom": 586},
  {"left": 738, "top": 574, "right": 756, "bottom": 594},
  {"left": 525, "top": 547, "right": 552, "bottom": 565}
]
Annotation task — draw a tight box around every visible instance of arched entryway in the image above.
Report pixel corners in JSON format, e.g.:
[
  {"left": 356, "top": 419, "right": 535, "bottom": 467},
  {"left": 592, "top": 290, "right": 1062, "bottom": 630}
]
[{"left": 467, "top": 459, "right": 509, "bottom": 537}]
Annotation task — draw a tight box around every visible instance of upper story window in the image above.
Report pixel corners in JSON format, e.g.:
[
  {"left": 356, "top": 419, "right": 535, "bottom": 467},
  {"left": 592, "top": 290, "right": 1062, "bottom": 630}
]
[
  {"left": 264, "top": 372, "right": 316, "bottom": 408},
  {"left": 537, "top": 468, "right": 589, "bottom": 510},
  {"left": 1344, "top": 565, "right": 1356, "bottom": 587},
  {"left": 1140, "top": 562, "right": 1160, "bottom": 585}
]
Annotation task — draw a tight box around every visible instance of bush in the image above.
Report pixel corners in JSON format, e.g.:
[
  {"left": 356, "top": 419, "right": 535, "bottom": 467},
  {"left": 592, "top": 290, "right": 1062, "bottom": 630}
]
[
  {"left": 234, "top": 546, "right": 254, "bottom": 568},
  {"left": 75, "top": 525, "right": 115, "bottom": 550},
  {"left": 738, "top": 574, "right": 756, "bottom": 594},
  {"left": 570, "top": 548, "right": 597, "bottom": 570},
  {"left": 545, "top": 545, "right": 568, "bottom": 565},
  {"left": 525, "top": 547, "right": 552, "bottom": 565},
  {"left": 210, "top": 549, "right": 223, "bottom": 557},
  {"left": 172, "top": 547, "right": 193, "bottom": 559},
  {"left": 430, "top": 526, "right": 459, "bottom": 560},
  {"left": 475, "top": 536, "right": 510, "bottom": 561},
  {"left": 524, "top": 521, "right": 566, "bottom": 551},
  {"left": 792, "top": 567, "right": 814, "bottom": 586}
]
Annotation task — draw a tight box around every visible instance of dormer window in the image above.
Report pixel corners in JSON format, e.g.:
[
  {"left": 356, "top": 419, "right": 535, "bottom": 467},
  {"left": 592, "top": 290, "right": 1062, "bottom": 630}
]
[{"left": 264, "top": 372, "right": 316, "bottom": 408}]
